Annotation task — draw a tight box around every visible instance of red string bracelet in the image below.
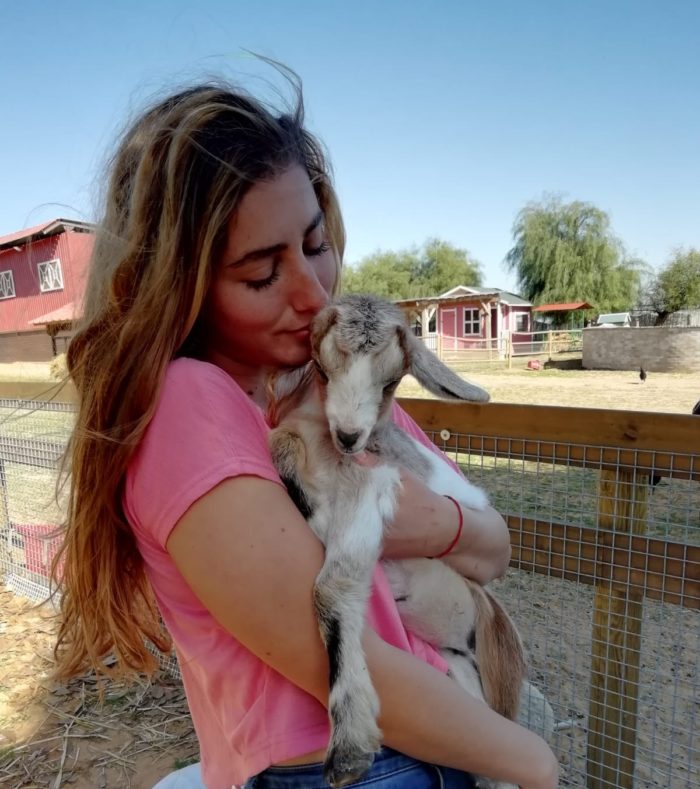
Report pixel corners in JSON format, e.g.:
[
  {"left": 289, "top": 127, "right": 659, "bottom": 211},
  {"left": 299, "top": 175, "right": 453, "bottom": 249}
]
[{"left": 432, "top": 495, "right": 463, "bottom": 559}]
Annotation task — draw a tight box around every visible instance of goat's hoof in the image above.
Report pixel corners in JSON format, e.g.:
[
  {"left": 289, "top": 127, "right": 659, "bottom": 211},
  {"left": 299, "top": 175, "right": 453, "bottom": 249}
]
[{"left": 323, "top": 744, "right": 376, "bottom": 788}]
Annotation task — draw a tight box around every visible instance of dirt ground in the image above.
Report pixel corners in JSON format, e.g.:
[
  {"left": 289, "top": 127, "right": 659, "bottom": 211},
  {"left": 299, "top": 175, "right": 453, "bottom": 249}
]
[
  {"left": 0, "top": 590, "right": 198, "bottom": 788},
  {"left": 1, "top": 365, "right": 699, "bottom": 787},
  {"left": 399, "top": 365, "right": 700, "bottom": 414}
]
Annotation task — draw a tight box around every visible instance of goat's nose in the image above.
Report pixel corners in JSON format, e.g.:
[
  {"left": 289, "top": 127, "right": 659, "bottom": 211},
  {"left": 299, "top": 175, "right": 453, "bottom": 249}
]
[{"left": 336, "top": 429, "right": 361, "bottom": 451}]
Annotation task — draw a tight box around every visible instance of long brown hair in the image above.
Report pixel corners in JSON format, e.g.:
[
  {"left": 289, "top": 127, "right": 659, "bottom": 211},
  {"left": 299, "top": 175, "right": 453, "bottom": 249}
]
[{"left": 53, "top": 78, "right": 345, "bottom": 679}]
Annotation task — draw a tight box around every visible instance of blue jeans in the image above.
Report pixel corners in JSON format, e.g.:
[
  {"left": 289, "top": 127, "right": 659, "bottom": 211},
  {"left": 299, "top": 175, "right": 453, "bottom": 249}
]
[{"left": 242, "top": 747, "right": 477, "bottom": 788}]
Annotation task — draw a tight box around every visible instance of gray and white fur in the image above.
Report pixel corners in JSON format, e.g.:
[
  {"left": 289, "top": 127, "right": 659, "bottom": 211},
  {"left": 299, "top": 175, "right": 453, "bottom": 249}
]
[{"left": 269, "top": 294, "right": 527, "bottom": 789}]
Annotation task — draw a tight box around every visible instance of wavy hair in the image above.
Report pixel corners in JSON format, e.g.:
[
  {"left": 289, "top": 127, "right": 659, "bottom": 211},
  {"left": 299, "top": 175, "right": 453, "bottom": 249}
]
[{"left": 53, "top": 78, "right": 345, "bottom": 679}]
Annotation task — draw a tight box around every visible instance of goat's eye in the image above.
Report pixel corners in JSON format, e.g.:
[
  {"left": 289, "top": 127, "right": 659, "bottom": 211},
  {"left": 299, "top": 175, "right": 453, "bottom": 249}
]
[{"left": 314, "top": 361, "right": 329, "bottom": 383}]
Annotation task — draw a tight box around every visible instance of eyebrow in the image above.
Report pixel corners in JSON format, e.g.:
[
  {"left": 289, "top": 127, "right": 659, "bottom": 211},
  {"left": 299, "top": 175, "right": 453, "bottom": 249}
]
[{"left": 228, "top": 210, "right": 325, "bottom": 268}]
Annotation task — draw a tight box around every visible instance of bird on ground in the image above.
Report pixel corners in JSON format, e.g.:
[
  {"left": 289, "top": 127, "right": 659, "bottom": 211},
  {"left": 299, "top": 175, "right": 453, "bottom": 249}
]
[{"left": 639, "top": 365, "right": 647, "bottom": 383}]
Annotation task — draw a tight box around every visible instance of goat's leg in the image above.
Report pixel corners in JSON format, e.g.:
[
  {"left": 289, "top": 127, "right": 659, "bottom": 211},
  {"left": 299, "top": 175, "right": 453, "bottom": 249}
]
[
  {"left": 315, "top": 552, "right": 380, "bottom": 787},
  {"left": 315, "top": 466, "right": 400, "bottom": 788},
  {"left": 269, "top": 427, "right": 318, "bottom": 523}
]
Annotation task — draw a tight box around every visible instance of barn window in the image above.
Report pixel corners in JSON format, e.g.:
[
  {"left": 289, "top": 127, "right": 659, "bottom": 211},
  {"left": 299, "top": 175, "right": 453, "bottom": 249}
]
[
  {"left": 38, "top": 259, "right": 64, "bottom": 292},
  {"left": 515, "top": 312, "right": 529, "bottom": 332},
  {"left": 0, "top": 270, "right": 15, "bottom": 299},
  {"left": 463, "top": 307, "right": 480, "bottom": 335}
]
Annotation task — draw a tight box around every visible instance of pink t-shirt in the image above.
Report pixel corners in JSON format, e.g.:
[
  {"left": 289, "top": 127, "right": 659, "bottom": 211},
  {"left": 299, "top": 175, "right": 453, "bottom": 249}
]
[{"left": 124, "top": 357, "right": 450, "bottom": 789}]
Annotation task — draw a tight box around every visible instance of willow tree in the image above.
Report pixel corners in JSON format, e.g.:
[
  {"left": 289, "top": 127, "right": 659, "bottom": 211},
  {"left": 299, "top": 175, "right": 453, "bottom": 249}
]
[{"left": 505, "top": 197, "right": 643, "bottom": 313}]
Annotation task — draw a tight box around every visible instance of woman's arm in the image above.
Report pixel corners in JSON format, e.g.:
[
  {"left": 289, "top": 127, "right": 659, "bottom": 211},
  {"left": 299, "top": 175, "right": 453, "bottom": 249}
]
[
  {"left": 166, "top": 476, "right": 555, "bottom": 788},
  {"left": 381, "top": 468, "right": 512, "bottom": 585},
  {"left": 366, "top": 630, "right": 558, "bottom": 789}
]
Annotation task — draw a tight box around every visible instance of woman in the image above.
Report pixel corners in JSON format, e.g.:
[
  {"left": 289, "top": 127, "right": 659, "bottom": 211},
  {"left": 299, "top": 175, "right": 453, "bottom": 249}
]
[{"left": 54, "top": 78, "right": 558, "bottom": 789}]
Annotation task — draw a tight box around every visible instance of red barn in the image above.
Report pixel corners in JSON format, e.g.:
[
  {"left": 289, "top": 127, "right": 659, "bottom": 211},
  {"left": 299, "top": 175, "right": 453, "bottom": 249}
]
[{"left": 0, "top": 219, "right": 94, "bottom": 361}]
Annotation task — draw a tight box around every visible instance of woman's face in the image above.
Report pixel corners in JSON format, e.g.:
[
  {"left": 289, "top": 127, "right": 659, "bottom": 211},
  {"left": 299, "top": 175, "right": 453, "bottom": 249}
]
[{"left": 202, "top": 165, "right": 337, "bottom": 381}]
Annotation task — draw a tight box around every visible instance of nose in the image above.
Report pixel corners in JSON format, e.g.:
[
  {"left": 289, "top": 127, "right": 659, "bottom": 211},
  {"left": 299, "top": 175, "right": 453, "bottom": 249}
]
[
  {"left": 291, "top": 255, "right": 330, "bottom": 314},
  {"left": 336, "top": 429, "right": 361, "bottom": 452}
]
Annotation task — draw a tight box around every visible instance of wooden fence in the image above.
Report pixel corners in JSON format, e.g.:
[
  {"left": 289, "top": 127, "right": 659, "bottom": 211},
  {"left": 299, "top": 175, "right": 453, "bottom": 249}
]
[
  {"left": 399, "top": 398, "right": 699, "bottom": 789},
  {"left": 1, "top": 398, "right": 698, "bottom": 787}
]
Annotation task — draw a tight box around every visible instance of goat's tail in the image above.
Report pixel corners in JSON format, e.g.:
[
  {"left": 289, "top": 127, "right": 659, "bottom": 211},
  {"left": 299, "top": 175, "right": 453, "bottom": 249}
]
[{"left": 465, "top": 578, "right": 527, "bottom": 720}]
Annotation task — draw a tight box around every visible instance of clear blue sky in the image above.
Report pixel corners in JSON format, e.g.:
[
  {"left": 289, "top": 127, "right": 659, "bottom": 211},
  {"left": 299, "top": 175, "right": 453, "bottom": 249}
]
[{"left": 1, "top": 0, "right": 698, "bottom": 292}]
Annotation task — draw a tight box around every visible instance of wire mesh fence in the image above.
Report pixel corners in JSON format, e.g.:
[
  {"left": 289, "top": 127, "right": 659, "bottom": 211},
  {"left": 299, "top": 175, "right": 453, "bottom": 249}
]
[
  {"left": 0, "top": 399, "right": 72, "bottom": 602},
  {"left": 1, "top": 396, "right": 698, "bottom": 788},
  {"left": 402, "top": 398, "right": 699, "bottom": 788}
]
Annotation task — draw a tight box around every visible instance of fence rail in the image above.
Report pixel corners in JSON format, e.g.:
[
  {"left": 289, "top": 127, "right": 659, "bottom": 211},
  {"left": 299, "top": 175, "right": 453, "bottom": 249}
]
[{"left": 1, "top": 398, "right": 698, "bottom": 788}]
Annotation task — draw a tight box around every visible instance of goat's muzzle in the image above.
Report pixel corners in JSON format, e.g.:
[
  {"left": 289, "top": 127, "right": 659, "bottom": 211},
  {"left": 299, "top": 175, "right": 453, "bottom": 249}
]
[{"left": 335, "top": 429, "right": 362, "bottom": 453}]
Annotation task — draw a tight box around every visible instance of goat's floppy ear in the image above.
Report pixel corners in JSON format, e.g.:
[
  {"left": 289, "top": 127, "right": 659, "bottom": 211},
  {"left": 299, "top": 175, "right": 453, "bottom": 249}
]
[
  {"left": 467, "top": 581, "right": 527, "bottom": 721},
  {"left": 402, "top": 327, "right": 490, "bottom": 403},
  {"left": 311, "top": 305, "right": 339, "bottom": 356}
]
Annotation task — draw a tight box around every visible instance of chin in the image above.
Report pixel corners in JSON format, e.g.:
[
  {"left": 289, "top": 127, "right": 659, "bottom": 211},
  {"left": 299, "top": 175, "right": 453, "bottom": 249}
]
[{"left": 273, "top": 350, "right": 312, "bottom": 371}]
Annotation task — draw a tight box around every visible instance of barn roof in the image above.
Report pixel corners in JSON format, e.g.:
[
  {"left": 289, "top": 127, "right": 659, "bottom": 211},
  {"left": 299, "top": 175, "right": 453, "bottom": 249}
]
[
  {"left": 29, "top": 302, "right": 79, "bottom": 326},
  {"left": 0, "top": 219, "right": 95, "bottom": 251}
]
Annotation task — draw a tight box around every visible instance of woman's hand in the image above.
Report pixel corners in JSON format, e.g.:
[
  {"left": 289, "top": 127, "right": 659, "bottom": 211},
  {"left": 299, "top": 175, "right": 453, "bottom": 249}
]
[{"left": 381, "top": 467, "right": 511, "bottom": 585}]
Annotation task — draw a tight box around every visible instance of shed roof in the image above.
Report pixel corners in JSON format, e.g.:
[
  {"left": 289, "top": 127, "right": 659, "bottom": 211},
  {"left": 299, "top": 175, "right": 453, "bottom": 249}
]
[
  {"left": 395, "top": 286, "right": 531, "bottom": 310},
  {"left": 596, "top": 312, "right": 630, "bottom": 323},
  {"left": 532, "top": 301, "right": 594, "bottom": 312}
]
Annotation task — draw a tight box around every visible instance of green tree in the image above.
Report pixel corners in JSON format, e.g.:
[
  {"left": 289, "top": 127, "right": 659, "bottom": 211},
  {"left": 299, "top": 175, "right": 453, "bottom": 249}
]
[
  {"left": 652, "top": 248, "right": 700, "bottom": 314},
  {"left": 505, "top": 196, "right": 644, "bottom": 313},
  {"left": 341, "top": 250, "right": 415, "bottom": 300},
  {"left": 342, "top": 238, "right": 482, "bottom": 299}
]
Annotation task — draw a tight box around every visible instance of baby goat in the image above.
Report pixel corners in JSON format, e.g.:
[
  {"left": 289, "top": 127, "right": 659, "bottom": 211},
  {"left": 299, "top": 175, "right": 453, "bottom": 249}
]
[{"left": 269, "top": 294, "right": 526, "bottom": 789}]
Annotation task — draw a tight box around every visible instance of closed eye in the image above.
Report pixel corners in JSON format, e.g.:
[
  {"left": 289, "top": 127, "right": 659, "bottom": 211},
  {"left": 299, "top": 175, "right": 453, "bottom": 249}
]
[
  {"left": 245, "top": 258, "right": 281, "bottom": 291},
  {"left": 305, "top": 240, "right": 331, "bottom": 257}
]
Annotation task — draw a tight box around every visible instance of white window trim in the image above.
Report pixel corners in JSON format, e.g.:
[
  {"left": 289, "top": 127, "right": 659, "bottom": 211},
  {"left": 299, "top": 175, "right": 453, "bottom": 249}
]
[
  {"left": 515, "top": 312, "right": 529, "bottom": 332},
  {"left": 463, "top": 307, "right": 480, "bottom": 335},
  {"left": 38, "top": 258, "right": 64, "bottom": 293},
  {"left": 0, "top": 270, "right": 16, "bottom": 299}
]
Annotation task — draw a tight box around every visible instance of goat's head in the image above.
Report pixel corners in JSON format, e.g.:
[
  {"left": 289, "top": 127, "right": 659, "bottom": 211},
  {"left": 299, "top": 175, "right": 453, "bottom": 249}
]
[{"left": 310, "top": 294, "right": 489, "bottom": 455}]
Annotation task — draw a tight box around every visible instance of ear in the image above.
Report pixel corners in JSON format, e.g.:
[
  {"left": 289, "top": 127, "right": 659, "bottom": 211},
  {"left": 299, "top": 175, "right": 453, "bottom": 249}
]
[
  {"left": 466, "top": 580, "right": 527, "bottom": 720},
  {"left": 401, "top": 327, "right": 490, "bottom": 403},
  {"left": 311, "top": 305, "right": 338, "bottom": 357}
]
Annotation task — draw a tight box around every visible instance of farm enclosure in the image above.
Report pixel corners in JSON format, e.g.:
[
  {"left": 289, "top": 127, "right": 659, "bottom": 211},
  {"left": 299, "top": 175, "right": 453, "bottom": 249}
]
[{"left": 1, "top": 375, "right": 699, "bottom": 787}]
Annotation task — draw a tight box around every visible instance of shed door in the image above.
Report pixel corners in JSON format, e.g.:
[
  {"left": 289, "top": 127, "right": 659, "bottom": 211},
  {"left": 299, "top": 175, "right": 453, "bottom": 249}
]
[{"left": 441, "top": 308, "right": 457, "bottom": 349}]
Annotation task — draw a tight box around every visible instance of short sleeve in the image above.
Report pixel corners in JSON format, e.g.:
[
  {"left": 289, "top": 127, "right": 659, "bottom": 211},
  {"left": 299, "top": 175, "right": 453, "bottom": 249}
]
[{"left": 125, "top": 358, "right": 283, "bottom": 549}]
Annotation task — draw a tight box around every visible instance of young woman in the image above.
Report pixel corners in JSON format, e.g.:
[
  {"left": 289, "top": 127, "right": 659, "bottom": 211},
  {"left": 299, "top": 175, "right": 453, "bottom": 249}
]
[{"left": 54, "top": 79, "right": 558, "bottom": 789}]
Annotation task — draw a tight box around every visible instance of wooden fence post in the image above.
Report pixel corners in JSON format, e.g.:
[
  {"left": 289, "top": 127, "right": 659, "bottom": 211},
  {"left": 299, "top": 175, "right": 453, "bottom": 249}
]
[{"left": 586, "top": 469, "right": 648, "bottom": 789}]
